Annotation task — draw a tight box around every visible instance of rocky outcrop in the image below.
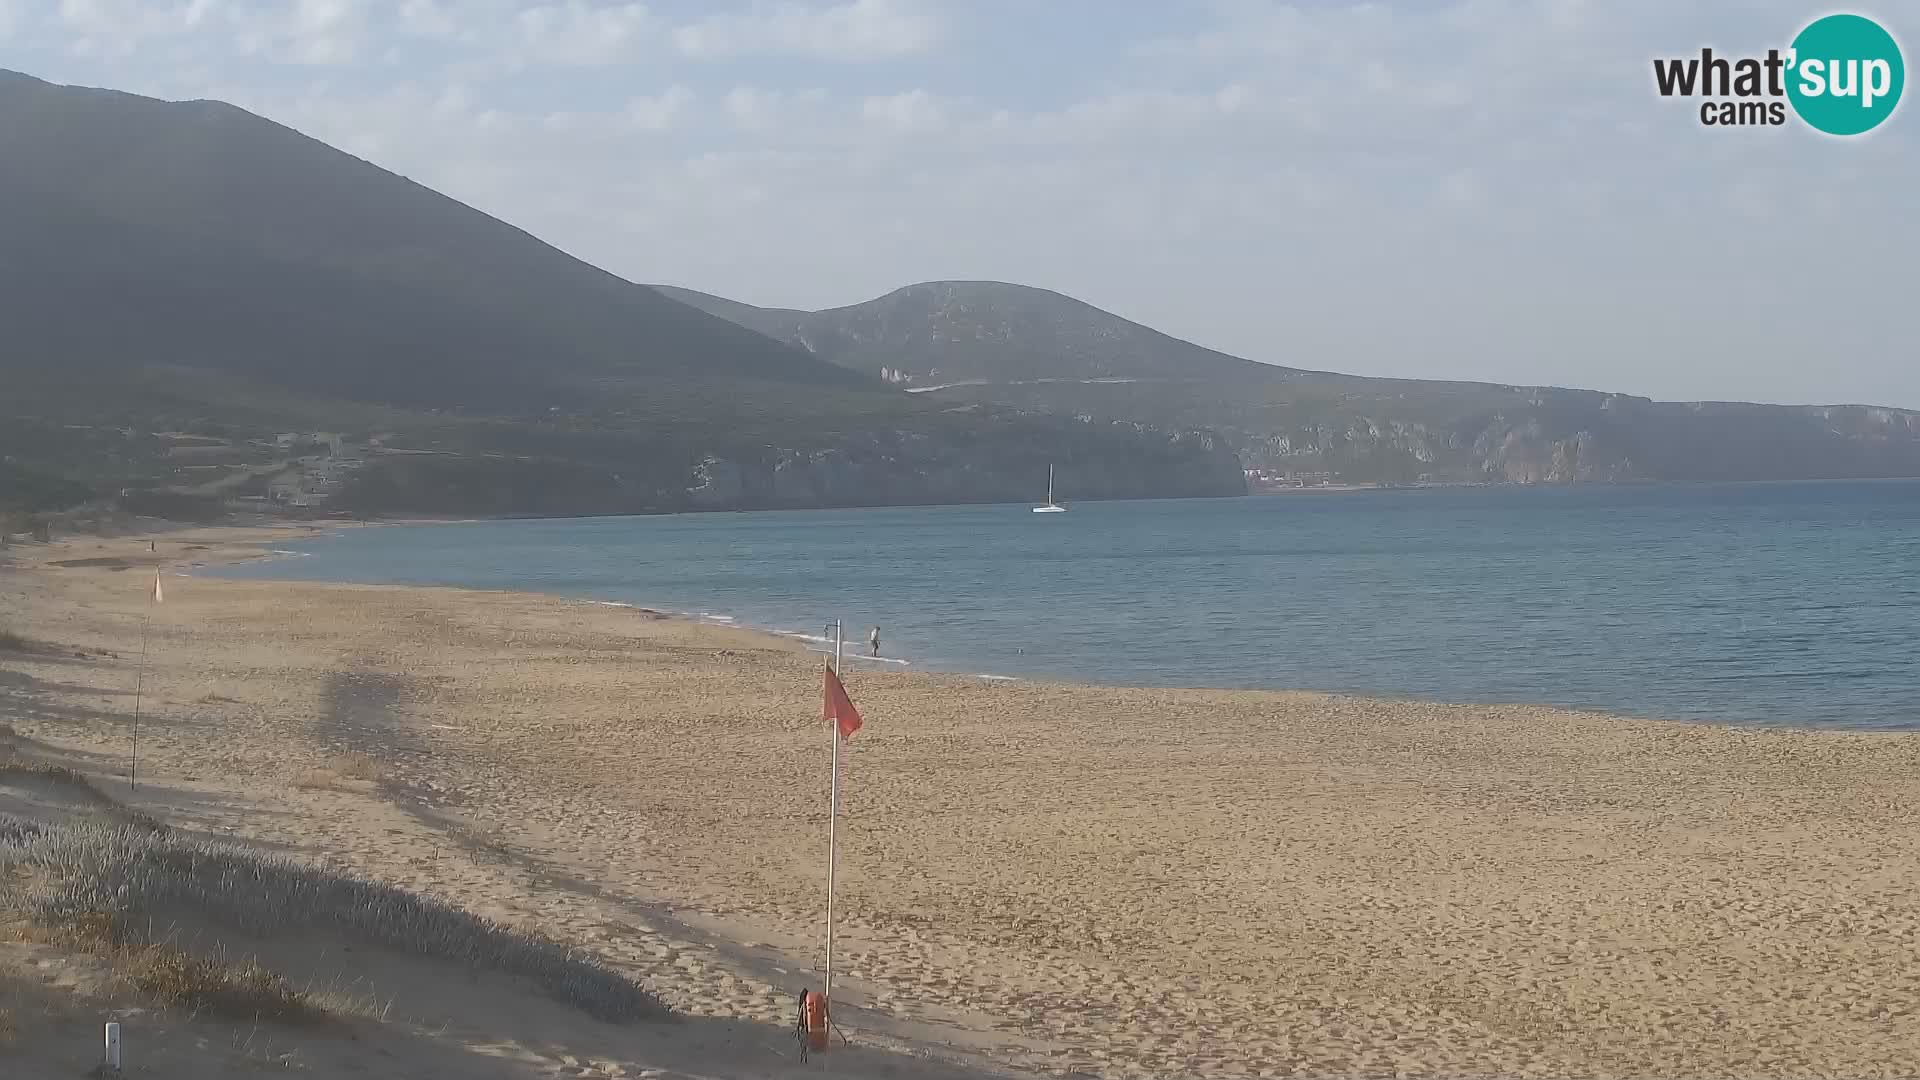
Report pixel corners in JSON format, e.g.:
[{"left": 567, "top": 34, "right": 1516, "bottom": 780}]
[
  {"left": 1472, "top": 419, "right": 1635, "bottom": 484},
  {"left": 1235, "top": 390, "right": 1920, "bottom": 486}
]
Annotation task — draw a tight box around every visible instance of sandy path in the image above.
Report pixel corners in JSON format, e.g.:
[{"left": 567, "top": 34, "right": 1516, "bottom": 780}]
[{"left": 6, "top": 525, "right": 1920, "bottom": 1078}]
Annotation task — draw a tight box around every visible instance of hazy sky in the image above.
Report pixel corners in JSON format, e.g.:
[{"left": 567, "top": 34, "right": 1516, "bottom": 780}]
[{"left": 3, "top": 0, "right": 1916, "bottom": 407}]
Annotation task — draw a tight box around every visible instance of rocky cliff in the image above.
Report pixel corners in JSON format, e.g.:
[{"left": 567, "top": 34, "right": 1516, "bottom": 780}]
[{"left": 1234, "top": 392, "right": 1920, "bottom": 485}]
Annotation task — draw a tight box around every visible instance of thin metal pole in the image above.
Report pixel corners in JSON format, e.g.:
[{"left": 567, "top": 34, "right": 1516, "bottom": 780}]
[
  {"left": 129, "top": 566, "right": 156, "bottom": 790},
  {"left": 825, "top": 619, "right": 843, "bottom": 1004}
]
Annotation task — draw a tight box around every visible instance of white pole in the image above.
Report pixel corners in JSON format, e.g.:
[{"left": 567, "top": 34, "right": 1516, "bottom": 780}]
[
  {"left": 104, "top": 1021, "right": 122, "bottom": 1069},
  {"left": 825, "top": 619, "right": 843, "bottom": 1005},
  {"left": 129, "top": 560, "right": 157, "bottom": 791}
]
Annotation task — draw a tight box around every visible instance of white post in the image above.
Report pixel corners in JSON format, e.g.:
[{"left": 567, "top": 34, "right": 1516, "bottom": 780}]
[
  {"left": 130, "top": 561, "right": 157, "bottom": 790},
  {"left": 825, "top": 619, "right": 843, "bottom": 1005},
  {"left": 104, "top": 1021, "right": 122, "bottom": 1070}
]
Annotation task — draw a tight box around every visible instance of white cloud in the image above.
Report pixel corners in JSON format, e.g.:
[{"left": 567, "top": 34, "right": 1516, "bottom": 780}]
[
  {"left": 281, "top": 0, "right": 364, "bottom": 65},
  {"left": 1213, "top": 83, "right": 1253, "bottom": 114},
  {"left": 1019, "top": 88, "right": 1268, "bottom": 145},
  {"left": 56, "top": 0, "right": 217, "bottom": 56},
  {"left": 861, "top": 88, "right": 942, "bottom": 133},
  {"left": 626, "top": 84, "right": 692, "bottom": 132},
  {"left": 429, "top": 81, "right": 469, "bottom": 116},
  {"left": 536, "top": 86, "right": 689, "bottom": 135},
  {"left": 722, "top": 85, "right": 828, "bottom": 132},
  {"left": 53, "top": 0, "right": 366, "bottom": 64},
  {"left": 57, "top": 0, "right": 208, "bottom": 34},
  {"left": 512, "top": 1, "right": 653, "bottom": 66},
  {"left": 722, "top": 85, "right": 775, "bottom": 129},
  {"left": 673, "top": 0, "right": 937, "bottom": 61},
  {"left": 397, "top": 0, "right": 459, "bottom": 40},
  {"left": 1433, "top": 167, "right": 1484, "bottom": 209}
]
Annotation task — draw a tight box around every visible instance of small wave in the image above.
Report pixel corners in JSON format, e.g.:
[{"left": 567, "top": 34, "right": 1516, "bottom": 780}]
[
  {"left": 583, "top": 600, "right": 635, "bottom": 608},
  {"left": 266, "top": 549, "right": 313, "bottom": 557},
  {"left": 779, "top": 631, "right": 913, "bottom": 666},
  {"left": 976, "top": 674, "right": 1019, "bottom": 682},
  {"left": 1695, "top": 669, "right": 1888, "bottom": 683}
]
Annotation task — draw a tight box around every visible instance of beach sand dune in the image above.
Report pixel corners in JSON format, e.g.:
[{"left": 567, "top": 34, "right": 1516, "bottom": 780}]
[{"left": 6, "top": 527, "right": 1920, "bottom": 1077}]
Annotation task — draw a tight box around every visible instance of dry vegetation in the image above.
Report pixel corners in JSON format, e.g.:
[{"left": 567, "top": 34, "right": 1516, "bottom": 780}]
[
  {"left": 121, "top": 945, "right": 312, "bottom": 1020},
  {"left": 15, "top": 910, "right": 319, "bottom": 1023},
  {"left": 0, "top": 816, "right": 664, "bottom": 1024},
  {"left": 289, "top": 769, "right": 343, "bottom": 791},
  {"left": 0, "top": 754, "right": 160, "bottom": 829}
]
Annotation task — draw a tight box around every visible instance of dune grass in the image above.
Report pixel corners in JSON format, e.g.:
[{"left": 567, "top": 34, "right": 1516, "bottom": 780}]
[
  {"left": 31, "top": 913, "right": 322, "bottom": 1022},
  {"left": 0, "top": 815, "right": 664, "bottom": 1023},
  {"left": 0, "top": 757, "right": 162, "bottom": 830},
  {"left": 121, "top": 944, "right": 311, "bottom": 1019}
]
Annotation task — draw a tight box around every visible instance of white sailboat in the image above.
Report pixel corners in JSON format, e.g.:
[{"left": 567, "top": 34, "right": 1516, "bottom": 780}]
[{"left": 1032, "top": 465, "right": 1068, "bottom": 513}]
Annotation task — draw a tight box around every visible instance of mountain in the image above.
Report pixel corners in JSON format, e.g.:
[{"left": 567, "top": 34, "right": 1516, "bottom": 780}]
[
  {"left": 0, "top": 69, "right": 857, "bottom": 409},
  {"left": 654, "top": 282, "right": 1920, "bottom": 485},
  {"left": 0, "top": 71, "right": 1244, "bottom": 514},
  {"left": 653, "top": 280, "right": 1289, "bottom": 385}
]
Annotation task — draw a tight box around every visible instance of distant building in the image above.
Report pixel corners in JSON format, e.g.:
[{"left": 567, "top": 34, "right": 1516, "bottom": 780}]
[{"left": 1245, "top": 467, "right": 1335, "bottom": 490}]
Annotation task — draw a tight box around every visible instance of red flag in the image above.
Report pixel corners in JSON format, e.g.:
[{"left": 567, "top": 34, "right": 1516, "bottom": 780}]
[{"left": 824, "top": 664, "right": 863, "bottom": 738}]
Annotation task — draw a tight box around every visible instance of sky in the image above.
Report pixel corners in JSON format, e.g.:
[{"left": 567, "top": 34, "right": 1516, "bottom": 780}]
[{"left": 2, "top": 0, "right": 1916, "bottom": 408}]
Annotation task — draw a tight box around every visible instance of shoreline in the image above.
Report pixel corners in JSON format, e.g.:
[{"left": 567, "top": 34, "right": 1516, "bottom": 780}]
[
  {"left": 195, "top": 521, "right": 1903, "bottom": 734},
  {"left": 202, "top": 527, "right": 934, "bottom": 676},
  {"left": 34, "top": 519, "right": 1920, "bottom": 743}
]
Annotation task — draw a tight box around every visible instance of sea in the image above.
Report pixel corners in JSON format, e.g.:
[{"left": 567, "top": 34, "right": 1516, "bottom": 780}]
[{"left": 213, "top": 481, "right": 1920, "bottom": 729}]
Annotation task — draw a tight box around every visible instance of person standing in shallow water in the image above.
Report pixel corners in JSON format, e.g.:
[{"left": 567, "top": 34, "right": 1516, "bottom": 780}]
[{"left": 869, "top": 625, "right": 881, "bottom": 657}]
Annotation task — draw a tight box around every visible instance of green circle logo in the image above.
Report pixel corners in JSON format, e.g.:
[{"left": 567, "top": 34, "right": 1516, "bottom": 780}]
[{"left": 1787, "top": 14, "right": 1905, "bottom": 135}]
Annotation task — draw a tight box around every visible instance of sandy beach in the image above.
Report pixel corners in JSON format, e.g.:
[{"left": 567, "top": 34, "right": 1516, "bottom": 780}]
[{"left": 7, "top": 524, "right": 1920, "bottom": 1078}]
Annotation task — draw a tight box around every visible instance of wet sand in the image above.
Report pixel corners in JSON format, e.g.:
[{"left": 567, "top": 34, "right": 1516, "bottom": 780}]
[{"left": 5, "top": 525, "right": 1920, "bottom": 1078}]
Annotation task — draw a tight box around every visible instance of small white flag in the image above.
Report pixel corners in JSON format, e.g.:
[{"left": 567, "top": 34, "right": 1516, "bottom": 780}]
[{"left": 152, "top": 572, "right": 164, "bottom": 605}]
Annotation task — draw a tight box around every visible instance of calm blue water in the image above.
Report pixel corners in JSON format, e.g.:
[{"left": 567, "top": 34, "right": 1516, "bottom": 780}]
[{"left": 214, "top": 482, "right": 1920, "bottom": 728}]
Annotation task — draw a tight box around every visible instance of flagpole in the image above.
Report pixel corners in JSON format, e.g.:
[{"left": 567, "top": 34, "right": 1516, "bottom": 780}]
[
  {"left": 130, "top": 549, "right": 158, "bottom": 790},
  {"left": 825, "top": 618, "right": 843, "bottom": 1005}
]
